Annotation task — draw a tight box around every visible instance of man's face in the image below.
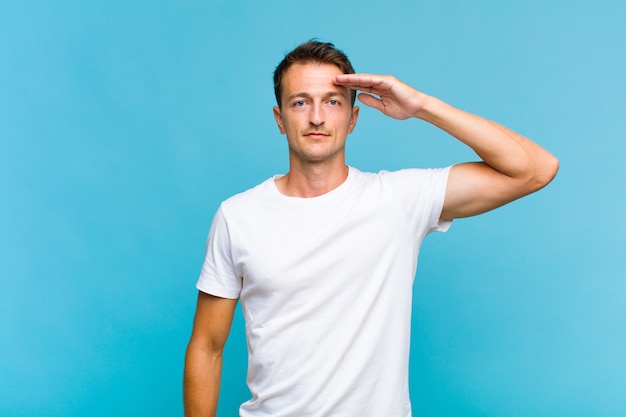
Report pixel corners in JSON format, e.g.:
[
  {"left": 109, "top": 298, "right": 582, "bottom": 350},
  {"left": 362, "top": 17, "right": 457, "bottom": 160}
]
[{"left": 273, "top": 63, "right": 359, "bottom": 166}]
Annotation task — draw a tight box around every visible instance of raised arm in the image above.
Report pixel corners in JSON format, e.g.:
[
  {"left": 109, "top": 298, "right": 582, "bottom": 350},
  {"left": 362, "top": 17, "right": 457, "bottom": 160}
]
[
  {"left": 184, "top": 291, "right": 238, "bottom": 417},
  {"left": 334, "top": 74, "right": 559, "bottom": 219}
]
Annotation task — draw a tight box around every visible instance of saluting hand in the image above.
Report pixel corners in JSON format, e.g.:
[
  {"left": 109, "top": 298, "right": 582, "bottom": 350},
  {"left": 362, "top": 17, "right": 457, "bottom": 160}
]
[{"left": 334, "top": 74, "right": 427, "bottom": 120}]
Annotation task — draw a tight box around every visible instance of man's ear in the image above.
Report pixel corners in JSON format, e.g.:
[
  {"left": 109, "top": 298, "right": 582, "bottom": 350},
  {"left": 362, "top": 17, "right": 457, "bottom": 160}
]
[
  {"left": 273, "top": 106, "right": 286, "bottom": 134},
  {"left": 347, "top": 105, "right": 360, "bottom": 134}
]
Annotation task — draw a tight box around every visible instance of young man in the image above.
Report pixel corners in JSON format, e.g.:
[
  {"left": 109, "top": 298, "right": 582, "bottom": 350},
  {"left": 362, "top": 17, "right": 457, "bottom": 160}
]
[{"left": 183, "top": 40, "right": 558, "bottom": 417}]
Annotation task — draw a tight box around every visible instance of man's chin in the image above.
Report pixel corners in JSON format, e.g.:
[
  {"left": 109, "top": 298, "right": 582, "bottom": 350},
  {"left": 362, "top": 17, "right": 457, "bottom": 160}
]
[{"left": 289, "top": 145, "right": 346, "bottom": 163}]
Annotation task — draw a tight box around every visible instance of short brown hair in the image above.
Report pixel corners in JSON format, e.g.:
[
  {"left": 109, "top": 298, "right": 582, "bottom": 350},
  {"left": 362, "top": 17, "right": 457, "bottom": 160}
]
[{"left": 273, "top": 40, "right": 356, "bottom": 108}]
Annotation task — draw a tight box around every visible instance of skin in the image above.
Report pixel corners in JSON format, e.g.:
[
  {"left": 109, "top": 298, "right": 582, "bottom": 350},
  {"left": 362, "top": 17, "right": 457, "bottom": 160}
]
[
  {"left": 332, "top": 73, "right": 560, "bottom": 219},
  {"left": 183, "top": 63, "right": 559, "bottom": 417},
  {"left": 272, "top": 63, "right": 360, "bottom": 197},
  {"left": 183, "top": 292, "right": 237, "bottom": 417}
]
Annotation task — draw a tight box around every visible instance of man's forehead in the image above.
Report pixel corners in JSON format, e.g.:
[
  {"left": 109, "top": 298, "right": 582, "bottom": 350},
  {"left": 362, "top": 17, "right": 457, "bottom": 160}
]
[{"left": 282, "top": 63, "right": 348, "bottom": 94}]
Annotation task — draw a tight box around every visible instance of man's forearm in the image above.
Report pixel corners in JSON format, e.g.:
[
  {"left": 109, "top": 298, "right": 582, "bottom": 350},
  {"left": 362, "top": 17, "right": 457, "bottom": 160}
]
[
  {"left": 183, "top": 345, "right": 223, "bottom": 417},
  {"left": 415, "top": 94, "right": 558, "bottom": 185}
]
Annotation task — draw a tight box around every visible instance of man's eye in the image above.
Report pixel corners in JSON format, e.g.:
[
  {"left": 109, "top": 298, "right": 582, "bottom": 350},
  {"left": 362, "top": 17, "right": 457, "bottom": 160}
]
[
  {"left": 329, "top": 99, "right": 339, "bottom": 106},
  {"left": 294, "top": 100, "right": 305, "bottom": 107}
]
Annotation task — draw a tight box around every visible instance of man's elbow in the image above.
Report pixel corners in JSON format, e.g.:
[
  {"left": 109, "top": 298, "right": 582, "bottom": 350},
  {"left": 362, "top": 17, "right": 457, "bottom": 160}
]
[{"left": 530, "top": 154, "right": 560, "bottom": 192}]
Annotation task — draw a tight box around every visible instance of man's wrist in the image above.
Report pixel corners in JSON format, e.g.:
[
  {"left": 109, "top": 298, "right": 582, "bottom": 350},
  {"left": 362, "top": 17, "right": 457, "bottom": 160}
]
[{"left": 412, "top": 92, "right": 435, "bottom": 120}]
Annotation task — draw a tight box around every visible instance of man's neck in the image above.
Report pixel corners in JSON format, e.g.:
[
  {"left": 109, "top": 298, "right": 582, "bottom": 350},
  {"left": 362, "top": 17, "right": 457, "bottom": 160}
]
[{"left": 275, "top": 162, "right": 349, "bottom": 198}]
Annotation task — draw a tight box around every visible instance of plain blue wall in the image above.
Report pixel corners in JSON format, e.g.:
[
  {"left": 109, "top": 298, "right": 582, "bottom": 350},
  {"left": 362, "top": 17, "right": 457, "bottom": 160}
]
[{"left": 2, "top": 1, "right": 625, "bottom": 416}]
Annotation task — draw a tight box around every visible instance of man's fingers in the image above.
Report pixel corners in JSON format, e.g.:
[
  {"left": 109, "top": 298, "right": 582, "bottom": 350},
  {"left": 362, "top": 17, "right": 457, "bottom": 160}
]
[
  {"left": 334, "top": 74, "right": 389, "bottom": 93},
  {"left": 357, "top": 93, "right": 384, "bottom": 112}
]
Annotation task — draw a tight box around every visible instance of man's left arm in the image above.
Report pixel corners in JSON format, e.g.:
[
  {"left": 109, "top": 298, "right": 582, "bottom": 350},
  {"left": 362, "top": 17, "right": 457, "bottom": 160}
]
[{"left": 334, "top": 74, "right": 559, "bottom": 219}]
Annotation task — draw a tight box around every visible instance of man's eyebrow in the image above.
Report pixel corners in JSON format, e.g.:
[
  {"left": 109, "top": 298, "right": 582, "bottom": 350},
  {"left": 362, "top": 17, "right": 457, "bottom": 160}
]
[{"left": 286, "top": 90, "right": 349, "bottom": 101}]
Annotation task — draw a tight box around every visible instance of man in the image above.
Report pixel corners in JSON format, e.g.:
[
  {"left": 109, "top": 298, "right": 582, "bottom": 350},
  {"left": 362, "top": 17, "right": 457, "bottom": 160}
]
[{"left": 183, "top": 40, "right": 558, "bottom": 417}]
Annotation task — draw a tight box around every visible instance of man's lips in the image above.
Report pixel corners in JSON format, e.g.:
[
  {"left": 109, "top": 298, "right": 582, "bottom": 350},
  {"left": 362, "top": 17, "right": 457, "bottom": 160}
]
[{"left": 304, "top": 132, "right": 329, "bottom": 139}]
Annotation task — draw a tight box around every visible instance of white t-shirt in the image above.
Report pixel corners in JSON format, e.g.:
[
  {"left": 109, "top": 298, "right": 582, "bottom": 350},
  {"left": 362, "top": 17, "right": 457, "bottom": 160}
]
[{"left": 197, "top": 166, "right": 451, "bottom": 417}]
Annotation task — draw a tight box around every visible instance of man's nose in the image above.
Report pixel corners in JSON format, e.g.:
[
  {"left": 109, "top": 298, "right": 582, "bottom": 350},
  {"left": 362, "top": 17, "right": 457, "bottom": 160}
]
[{"left": 309, "top": 103, "right": 325, "bottom": 125}]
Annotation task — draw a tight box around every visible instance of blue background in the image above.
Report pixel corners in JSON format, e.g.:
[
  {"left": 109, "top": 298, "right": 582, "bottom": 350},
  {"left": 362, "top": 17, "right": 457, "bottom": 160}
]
[{"left": 2, "top": 1, "right": 625, "bottom": 416}]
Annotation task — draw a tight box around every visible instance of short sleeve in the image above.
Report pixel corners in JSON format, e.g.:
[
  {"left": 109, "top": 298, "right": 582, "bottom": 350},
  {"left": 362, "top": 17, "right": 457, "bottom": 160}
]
[
  {"left": 196, "top": 206, "right": 242, "bottom": 299},
  {"left": 380, "top": 167, "right": 452, "bottom": 238}
]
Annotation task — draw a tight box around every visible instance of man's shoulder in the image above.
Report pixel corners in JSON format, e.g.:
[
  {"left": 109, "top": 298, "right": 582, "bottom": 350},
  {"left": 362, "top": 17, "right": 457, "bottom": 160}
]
[
  {"left": 354, "top": 166, "right": 451, "bottom": 184},
  {"left": 220, "top": 176, "right": 276, "bottom": 210}
]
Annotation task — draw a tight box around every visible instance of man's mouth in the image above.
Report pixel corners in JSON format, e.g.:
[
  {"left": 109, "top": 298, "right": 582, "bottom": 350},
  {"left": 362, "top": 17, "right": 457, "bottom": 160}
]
[{"left": 305, "top": 132, "right": 329, "bottom": 139}]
